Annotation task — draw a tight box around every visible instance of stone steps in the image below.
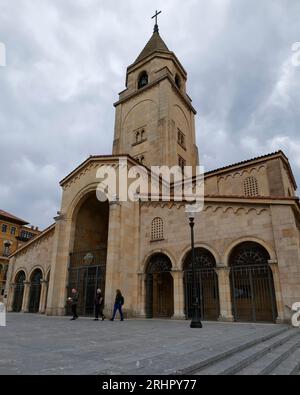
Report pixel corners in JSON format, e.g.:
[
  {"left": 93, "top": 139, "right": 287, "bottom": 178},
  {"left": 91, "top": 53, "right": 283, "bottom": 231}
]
[
  {"left": 270, "top": 344, "right": 300, "bottom": 376},
  {"left": 191, "top": 328, "right": 300, "bottom": 375},
  {"left": 237, "top": 332, "right": 300, "bottom": 375}
]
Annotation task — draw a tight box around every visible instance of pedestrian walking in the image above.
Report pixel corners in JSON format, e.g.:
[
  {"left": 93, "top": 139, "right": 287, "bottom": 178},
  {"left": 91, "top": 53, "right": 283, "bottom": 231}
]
[
  {"left": 94, "top": 288, "right": 105, "bottom": 321},
  {"left": 110, "top": 289, "right": 124, "bottom": 321}
]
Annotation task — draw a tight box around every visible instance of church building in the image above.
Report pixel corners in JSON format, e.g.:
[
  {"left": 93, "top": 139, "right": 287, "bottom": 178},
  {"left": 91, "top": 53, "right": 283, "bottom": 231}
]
[{"left": 5, "top": 21, "right": 300, "bottom": 323}]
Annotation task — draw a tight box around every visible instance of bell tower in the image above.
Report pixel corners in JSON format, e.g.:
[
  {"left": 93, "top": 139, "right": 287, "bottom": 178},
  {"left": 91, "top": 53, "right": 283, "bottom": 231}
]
[{"left": 112, "top": 13, "right": 199, "bottom": 169}]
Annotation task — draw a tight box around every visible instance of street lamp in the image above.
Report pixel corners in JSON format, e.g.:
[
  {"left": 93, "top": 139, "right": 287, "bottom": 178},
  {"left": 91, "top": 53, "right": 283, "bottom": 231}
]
[{"left": 186, "top": 207, "right": 202, "bottom": 328}]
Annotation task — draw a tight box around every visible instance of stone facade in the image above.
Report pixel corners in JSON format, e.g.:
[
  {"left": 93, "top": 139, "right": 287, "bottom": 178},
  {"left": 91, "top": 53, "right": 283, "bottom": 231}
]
[
  {"left": 5, "top": 27, "right": 300, "bottom": 324},
  {"left": 6, "top": 225, "right": 55, "bottom": 313}
]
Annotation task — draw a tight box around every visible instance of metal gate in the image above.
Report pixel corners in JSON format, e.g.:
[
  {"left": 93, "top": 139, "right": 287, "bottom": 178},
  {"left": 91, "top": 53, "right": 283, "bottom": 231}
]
[
  {"left": 230, "top": 264, "right": 277, "bottom": 323},
  {"left": 13, "top": 272, "right": 26, "bottom": 312},
  {"left": 68, "top": 250, "right": 106, "bottom": 316},
  {"left": 145, "top": 254, "right": 174, "bottom": 319},
  {"left": 29, "top": 270, "right": 42, "bottom": 313},
  {"left": 184, "top": 268, "right": 219, "bottom": 320}
]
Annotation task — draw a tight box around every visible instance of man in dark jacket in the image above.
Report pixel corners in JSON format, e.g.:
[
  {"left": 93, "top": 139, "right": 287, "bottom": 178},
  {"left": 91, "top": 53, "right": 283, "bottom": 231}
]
[
  {"left": 70, "top": 288, "right": 79, "bottom": 320},
  {"left": 94, "top": 289, "right": 105, "bottom": 321}
]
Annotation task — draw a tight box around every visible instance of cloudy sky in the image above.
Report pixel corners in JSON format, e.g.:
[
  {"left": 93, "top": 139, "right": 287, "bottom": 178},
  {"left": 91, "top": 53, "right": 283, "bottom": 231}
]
[{"left": 0, "top": 0, "right": 300, "bottom": 228}]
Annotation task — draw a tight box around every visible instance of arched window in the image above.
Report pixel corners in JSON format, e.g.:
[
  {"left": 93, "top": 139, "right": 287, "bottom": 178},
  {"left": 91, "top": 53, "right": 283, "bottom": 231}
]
[
  {"left": 3, "top": 242, "right": 11, "bottom": 257},
  {"left": 244, "top": 176, "right": 259, "bottom": 197},
  {"left": 151, "top": 217, "right": 164, "bottom": 241},
  {"left": 175, "top": 74, "right": 181, "bottom": 89},
  {"left": 135, "top": 131, "right": 140, "bottom": 144},
  {"left": 13, "top": 271, "right": 26, "bottom": 312},
  {"left": 138, "top": 71, "right": 148, "bottom": 89}
]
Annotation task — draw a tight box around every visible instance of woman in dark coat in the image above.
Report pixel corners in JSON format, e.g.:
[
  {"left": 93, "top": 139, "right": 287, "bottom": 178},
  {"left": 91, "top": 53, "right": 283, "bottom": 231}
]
[
  {"left": 94, "top": 289, "right": 105, "bottom": 321},
  {"left": 110, "top": 289, "right": 124, "bottom": 321}
]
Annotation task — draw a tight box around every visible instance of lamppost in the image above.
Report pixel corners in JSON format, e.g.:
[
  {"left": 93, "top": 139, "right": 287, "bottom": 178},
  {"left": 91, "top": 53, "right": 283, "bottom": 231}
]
[{"left": 187, "top": 210, "right": 202, "bottom": 328}]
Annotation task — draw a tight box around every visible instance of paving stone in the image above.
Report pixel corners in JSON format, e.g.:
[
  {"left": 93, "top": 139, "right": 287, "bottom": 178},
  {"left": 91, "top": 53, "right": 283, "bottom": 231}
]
[{"left": 0, "top": 313, "right": 290, "bottom": 375}]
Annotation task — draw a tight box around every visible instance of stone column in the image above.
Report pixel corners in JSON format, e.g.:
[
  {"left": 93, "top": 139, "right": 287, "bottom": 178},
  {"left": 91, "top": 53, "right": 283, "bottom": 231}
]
[
  {"left": 104, "top": 201, "right": 121, "bottom": 317},
  {"left": 268, "top": 260, "right": 285, "bottom": 323},
  {"left": 21, "top": 281, "right": 31, "bottom": 313},
  {"left": 6, "top": 283, "right": 15, "bottom": 312},
  {"left": 137, "top": 272, "right": 147, "bottom": 318},
  {"left": 172, "top": 270, "right": 185, "bottom": 320},
  {"left": 39, "top": 280, "right": 49, "bottom": 314},
  {"left": 216, "top": 266, "right": 234, "bottom": 322}
]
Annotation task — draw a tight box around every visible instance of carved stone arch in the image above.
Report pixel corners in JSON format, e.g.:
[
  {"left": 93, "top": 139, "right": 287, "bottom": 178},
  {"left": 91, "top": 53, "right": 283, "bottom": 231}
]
[
  {"left": 223, "top": 207, "right": 235, "bottom": 214},
  {"left": 179, "top": 243, "right": 221, "bottom": 270},
  {"left": 67, "top": 183, "right": 104, "bottom": 221},
  {"left": 122, "top": 99, "right": 158, "bottom": 130},
  {"left": 29, "top": 266, "right": 45, "bottom": 281},
  {"left": 233, "top": 171, "right": 242, "bottom": 178},
  {"left": 249, "top": 167, "right": 259, "bottom": 175},
  {"left": 223, "top": 237, "right": 276, "bottom": 267},
  {"left": 45, "top": 267, "right": 51, "bottom": 281},
  {"left": 14, "top": 269, "right": 28, "bottom": 283},
  {"left": 173, "top": 104, "right": 190, "bottom": 131},
  {"left": 146, "top": 253, "right": 172, "bottom": 274},
  {"left": 141, "top": 248, "right": 176, "bottom": 273}
]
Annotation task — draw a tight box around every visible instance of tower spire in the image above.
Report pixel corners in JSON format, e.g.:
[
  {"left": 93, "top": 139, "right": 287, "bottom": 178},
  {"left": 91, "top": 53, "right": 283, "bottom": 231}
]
[{"left": 151, "top": 10, "right": 162, "bottom": 33}]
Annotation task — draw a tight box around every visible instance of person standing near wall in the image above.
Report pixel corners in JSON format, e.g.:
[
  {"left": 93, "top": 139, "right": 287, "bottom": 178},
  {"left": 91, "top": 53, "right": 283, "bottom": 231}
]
[
  {"left": 70, "top": 288, "right": 79, "bottom": 321},
  {"left": 94, "top": 288, "right": 105, "bottom": 321},
  {"left": 110, "top": 289, "right": 124, "bottom": 322}
]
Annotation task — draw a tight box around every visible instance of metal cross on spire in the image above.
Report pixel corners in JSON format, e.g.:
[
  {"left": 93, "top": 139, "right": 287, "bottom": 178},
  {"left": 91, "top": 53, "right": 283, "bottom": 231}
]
[{"left": 152, "top": 10, "right": 162, "bottom": 33}]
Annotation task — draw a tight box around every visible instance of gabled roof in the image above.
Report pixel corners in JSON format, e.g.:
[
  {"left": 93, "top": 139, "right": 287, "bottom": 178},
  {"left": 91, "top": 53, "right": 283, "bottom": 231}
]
[
  {"left": 9, "top": 223, "right": 55, "bottom": 258},
  {"left": 134, "top": 31, "right": 171, "bottom": 65},
  {"left": 59, "top": 154, "right": 145, "bottom": 186},
  {"left": 204, "top": 150, "right": 297, "bottom": 190},
  {"left": 0, "top": 209, "right": 28, "bottom": 225}
]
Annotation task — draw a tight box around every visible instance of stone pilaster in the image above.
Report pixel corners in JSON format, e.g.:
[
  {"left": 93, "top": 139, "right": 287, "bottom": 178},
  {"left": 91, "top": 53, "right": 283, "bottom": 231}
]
[
  {"left": 104, "top": 201, "right": 121, "bottom": 316},
  {"left": 268, "top": 261, "right": 285, "bottom": 323},
  {"left": 6, "top": 283, "right": 15, "bottom": 312},
  {"left": 215, "top": 266, "right": 234, "bottom": 322},
  {"left": 171, "top": 270, "right": 185, "bottom": 320},
  {"left": 21, "top": 281, "right": 31, "bottom": 313},
  {"left": 46, "top": 216, "right": 69, "bottom": 316},
  {"left": 39, "top": 280, "right": 49, "bottom": 314},
  {"left": 136, "top": 272, "right": 147, "bottom": 318}
]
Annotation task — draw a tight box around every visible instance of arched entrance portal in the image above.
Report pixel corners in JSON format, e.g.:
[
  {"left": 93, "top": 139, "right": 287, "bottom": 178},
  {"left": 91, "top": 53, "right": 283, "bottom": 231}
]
[
  {"left": 68, "top": 194, "right": 109, "bottom": 316},
  {"left": 229, "top": 242, "right": 277, "bottom": 323},
  {"left": 146, "top": 254, "right": 174, "bottom": 318},
  {"left": 183, "top": 248, "right": 219, "bottom": 320},
  {"left": 29, "top": 269, "right": 43, "bottom": 313},
  {"left": 13, "top": 271, "right": 26, "bottom": 312}
]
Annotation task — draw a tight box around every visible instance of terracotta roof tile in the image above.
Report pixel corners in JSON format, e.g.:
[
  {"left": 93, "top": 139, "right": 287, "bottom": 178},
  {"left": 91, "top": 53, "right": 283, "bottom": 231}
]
[{"left": 0, "top": 209, "right": 28, "bottom": 225}]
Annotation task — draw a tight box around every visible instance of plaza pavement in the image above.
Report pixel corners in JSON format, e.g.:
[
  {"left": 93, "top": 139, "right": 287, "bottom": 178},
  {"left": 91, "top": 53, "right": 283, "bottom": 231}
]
[{"left": 0, "top": 313, "right": 296, "bottom": 375}]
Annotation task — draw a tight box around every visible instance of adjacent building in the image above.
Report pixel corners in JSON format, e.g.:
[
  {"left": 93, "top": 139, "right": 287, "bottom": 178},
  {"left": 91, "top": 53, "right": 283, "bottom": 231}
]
[{"left": 0, "top": 210, "right": 40, "bottom": 301}]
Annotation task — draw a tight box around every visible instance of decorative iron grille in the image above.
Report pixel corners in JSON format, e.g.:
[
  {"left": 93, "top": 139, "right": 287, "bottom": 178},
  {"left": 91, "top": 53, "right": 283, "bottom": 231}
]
[{"left": 68, "top": 249, "right": 107, "bottom": 316}]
